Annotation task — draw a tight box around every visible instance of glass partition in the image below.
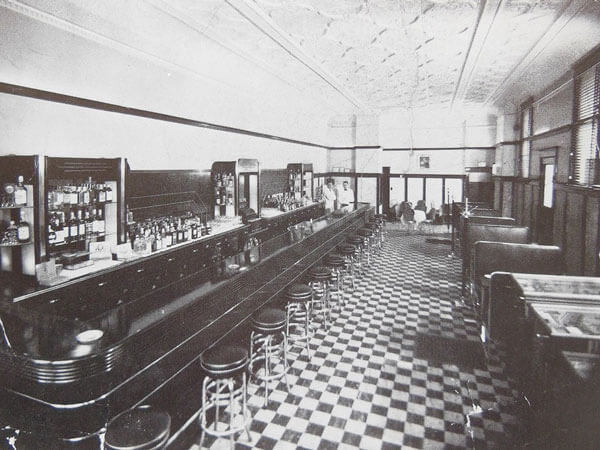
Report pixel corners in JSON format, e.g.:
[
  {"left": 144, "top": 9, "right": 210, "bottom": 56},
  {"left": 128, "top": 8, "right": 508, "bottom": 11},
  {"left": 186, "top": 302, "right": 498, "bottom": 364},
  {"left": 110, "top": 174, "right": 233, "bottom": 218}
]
[
  {"left": 445, "top": 178, "right": 464, "bottom": 204},
  {"left": 407, "top": 177, "right": 424, "bottom": 206},
  {"left": 425, "top": 178, "right": 443, "bottom": 209},
  {"left": 389, "top": 176, "right": 404, "bottom": 208},
  {"left": 357, "top": 177, "right": 377, "bottom": 206}
]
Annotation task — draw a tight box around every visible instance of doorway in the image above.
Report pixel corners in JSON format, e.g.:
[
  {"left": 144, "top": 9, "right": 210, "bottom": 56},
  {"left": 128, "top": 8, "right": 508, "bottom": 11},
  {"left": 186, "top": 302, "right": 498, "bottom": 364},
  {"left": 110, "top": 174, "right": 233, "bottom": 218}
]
[{"left": 538, "top": 156, "right": 556, "bottom": 244}]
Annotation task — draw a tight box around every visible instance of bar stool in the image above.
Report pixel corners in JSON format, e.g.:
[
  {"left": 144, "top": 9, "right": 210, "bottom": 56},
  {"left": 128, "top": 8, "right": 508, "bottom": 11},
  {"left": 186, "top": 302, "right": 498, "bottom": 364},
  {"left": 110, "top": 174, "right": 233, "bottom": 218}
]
[
  {"left": 323, "top": 253, "right": 346, "bottom": 309},
  {"left": 357, "top": 227, "right": 375, "bottom": 267},
  {"left": 285, "top": 284, "right": 313, "bottom": 359},
  {"left": 345, "top": 235, "right": 364, "bottom": 276},
  {"left": 199, "top": 344, "right": 251, "bottom": 449},
  {"left": 308, "top": 265, "right": 332, "bottom": 328},
  {"left": 365, "top": 221, "right": 383, "bottom": 254},
  {"left": 104, "top": 405, "right": 171, "bottom": 450},
  {"left": 249, "top": 307, "right": 290, "bottom": 406},
  {"left": 338, "top": 243, "right": 357, "bottom": 289}
]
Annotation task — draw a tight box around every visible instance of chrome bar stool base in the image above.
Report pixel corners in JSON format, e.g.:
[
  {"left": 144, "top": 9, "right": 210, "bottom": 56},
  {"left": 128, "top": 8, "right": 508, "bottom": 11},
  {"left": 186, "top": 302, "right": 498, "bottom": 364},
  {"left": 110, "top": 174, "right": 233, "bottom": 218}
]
[
  {"left": 199, "top": 345, "right": 251, "bottom": 450},
  {"left": 249, "top": 308, "right": 291, "bottom": 407}
]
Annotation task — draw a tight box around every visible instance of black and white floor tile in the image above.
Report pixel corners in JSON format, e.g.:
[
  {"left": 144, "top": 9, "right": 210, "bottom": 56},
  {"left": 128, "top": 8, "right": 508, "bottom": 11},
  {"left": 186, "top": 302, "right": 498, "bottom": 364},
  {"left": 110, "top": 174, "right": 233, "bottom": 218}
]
[{"left": 192, "top": 233, "right": 524, "bottom": 449}]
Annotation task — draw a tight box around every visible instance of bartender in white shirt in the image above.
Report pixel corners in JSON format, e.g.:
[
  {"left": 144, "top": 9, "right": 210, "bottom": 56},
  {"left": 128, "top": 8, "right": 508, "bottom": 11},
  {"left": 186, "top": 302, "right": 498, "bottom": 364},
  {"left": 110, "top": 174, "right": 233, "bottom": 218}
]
[
  {"left": 337, "top": 180, "right": 354, "bottom": 210},
  {"left": 322, "top": 179, "right": 337, "bottom": 212}
]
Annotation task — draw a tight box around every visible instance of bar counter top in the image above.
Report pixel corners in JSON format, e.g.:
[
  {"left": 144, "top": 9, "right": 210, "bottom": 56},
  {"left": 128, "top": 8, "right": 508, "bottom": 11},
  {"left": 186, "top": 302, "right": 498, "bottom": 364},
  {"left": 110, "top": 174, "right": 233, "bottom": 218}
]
[{"left": 0, "top": 203, "right": 370, "bottom": 447}]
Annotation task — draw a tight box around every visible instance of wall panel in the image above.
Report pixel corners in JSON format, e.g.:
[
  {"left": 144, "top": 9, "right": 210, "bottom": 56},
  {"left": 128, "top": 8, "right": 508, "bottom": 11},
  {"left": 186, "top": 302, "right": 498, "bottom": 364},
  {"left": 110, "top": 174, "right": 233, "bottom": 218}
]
[
  {"left": 564, "top": 192, "right": 585, "bottom": 275},
  {"left": 584, "top": 196, "right": 600, "bottom": 276},
  {"left": 553, "top": 189, "right": 567, "bottom": 252},
  {"left": 502, "top": 181, "right": 513, "bottom": 217}
]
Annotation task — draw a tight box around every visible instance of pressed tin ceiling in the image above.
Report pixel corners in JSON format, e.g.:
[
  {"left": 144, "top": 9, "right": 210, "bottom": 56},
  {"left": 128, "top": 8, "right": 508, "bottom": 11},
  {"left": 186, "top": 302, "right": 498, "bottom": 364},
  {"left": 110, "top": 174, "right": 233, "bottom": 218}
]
[
  {"left": 6, "top": 0, "right": 600, "bottom": 114},
  {"left": 169, "top": 0, "right": 585, "bottom": 112}
]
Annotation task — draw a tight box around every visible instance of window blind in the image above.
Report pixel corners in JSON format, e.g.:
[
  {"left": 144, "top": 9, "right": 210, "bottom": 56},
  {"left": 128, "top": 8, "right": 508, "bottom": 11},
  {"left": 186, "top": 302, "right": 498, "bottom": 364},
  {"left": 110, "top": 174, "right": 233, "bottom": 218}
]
[
  {"left": 572, "top": 63, "right": 600, "bottom": 185},
  {"left": 520, "top": 106, "right": 532, "bottom": 178}
]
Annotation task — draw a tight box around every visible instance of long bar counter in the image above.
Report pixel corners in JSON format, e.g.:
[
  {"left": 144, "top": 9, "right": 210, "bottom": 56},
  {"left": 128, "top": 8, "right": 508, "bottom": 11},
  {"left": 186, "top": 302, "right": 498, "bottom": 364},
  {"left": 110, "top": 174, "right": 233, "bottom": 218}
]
[{"left": 0, "top": 202, "right": 370, "bottom": 448}]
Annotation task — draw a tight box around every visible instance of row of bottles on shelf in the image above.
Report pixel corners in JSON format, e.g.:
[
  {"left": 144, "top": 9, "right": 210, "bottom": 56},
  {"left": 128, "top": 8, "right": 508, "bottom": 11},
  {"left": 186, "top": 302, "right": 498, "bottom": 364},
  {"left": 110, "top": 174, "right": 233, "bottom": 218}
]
[
  {"left": 214, "top": 172, "right": 235, "bottom": 206},
  {"left": 1, "top": 211, "right": 31, "bottom": 245},
  {"left": 127, "top": 213, "right": 212, "bottom": 253},
  {"left": 1, "top": 175, "right": 28, "bottom": 207},
  {"left": 47, "top": 207, "right": 106, "bottom": 247},
  {"left": 263, "top": 192, "right": 309, "bottom": 212},
  {"left": 47, "top": 178, "right": 113, "bottom": 210}
]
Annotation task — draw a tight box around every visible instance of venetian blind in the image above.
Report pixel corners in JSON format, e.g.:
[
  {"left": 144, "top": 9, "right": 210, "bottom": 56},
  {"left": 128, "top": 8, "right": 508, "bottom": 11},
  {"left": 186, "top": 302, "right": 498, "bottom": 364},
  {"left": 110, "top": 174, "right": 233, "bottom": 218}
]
[
  {"left": 520, "top": 107, "right": 532, "bottom": 178},
  {"left": 572, "top": 63, "right": 600, "bottom": 185}
]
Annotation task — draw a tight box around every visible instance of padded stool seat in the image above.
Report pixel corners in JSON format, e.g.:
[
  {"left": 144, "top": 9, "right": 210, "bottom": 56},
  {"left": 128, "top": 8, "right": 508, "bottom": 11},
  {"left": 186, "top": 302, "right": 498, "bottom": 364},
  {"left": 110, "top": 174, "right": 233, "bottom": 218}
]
[
  {"left": 249, "top": 308, "right": 290, "bottom": 406},
  {"left": 104, "top": 405, "right": 170, "bottom": 450},
  {"left": 358, "top": 228, "right": 373, "bottom": 237},
  {"left": 346, "top": 235, "right": 363, "bottom": 246},
  {"left": 252, "top": 308, "right": 286, "bottom": 333},
  {"left": 286, "top": 283, "right": 312, "bottom": 300},
  {"left": 200, "top": 345, "right": 248, "bottom": 378},
  {"left": 309, "top": 265, "right": 331, "bottom": 281},
  {"left": 324, "top": 254, "right": 345, "bottom": 267},
  {"left": 338, "top": 244, "right": 356, "bottom": 255}
]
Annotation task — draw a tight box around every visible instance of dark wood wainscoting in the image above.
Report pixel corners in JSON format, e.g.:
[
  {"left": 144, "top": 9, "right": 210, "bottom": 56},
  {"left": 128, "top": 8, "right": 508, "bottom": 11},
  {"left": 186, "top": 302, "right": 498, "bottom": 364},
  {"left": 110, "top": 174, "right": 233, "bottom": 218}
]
[{"left": 494, "top": 176, "right": 600, "bottom": 276}]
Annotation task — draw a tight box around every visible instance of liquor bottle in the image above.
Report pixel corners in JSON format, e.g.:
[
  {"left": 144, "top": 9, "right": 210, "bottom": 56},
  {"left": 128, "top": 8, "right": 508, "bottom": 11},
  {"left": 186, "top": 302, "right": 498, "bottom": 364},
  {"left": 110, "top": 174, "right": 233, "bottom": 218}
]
[
  {"left": 14, "top": 175, "right": 27, "bottom": 206},
  {"left": 96, "top": 207, "right": 105, "bottom": 234},
  {"left": 62, "top": 185, "right": 70, "bottom": 205},
  {"left": 16, "top": 211, "right": 31, "bottom": 243},
  {"left": 52, "top": 211, "right": 65, "bottom": 245},
  {"left": 82, "top": 182, "right": 90, "bottom": 205},
  {"left": 98, "top": 184, "right": 106, "bottom": 203},
  {"left": 165, "top": 227, "right": 174, "bottom": 247},
  {"left": 3, "top": 221, "right": 18, "bottom": 245},
  {"left": 48, "top": 224, "right": 57, "bottom": 246},
  {"left": 84, "top": 210, "right": 93, "bottom": 240},
  {"left": 105, "top": 183, "right": 113, "bottom": 203},
  {"left": 68, "top": 210, "right": 79, "bottom": 243},
  {"left": 77, "top": 209, "right": 86, "bottom": 238},
  {"left": 70, "top": 184, "right": 79, "bottom": 205}
]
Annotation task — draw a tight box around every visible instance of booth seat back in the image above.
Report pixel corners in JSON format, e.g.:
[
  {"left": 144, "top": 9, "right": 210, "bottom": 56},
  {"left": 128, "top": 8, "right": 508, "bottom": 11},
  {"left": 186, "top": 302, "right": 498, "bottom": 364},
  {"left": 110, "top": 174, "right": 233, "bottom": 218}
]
[
  {"left": 461, "top": 224, "right": 529, "bottom": 295},
  {"left": 464, "top": 224, "right": 529, "bottom": 267},
  {"left": 472, "top": 242, "right": 564, "bottom": 290},
  {"left": 460, "top": 216, "right": 515, "bottom": 252}
]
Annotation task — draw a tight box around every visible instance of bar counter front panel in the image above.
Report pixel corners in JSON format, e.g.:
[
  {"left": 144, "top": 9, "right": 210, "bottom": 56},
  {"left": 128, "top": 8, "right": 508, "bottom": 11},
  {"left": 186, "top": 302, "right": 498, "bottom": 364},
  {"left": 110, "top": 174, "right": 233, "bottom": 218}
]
[{"left": 0, "top": 203, "right": 370, "bottom": 448}]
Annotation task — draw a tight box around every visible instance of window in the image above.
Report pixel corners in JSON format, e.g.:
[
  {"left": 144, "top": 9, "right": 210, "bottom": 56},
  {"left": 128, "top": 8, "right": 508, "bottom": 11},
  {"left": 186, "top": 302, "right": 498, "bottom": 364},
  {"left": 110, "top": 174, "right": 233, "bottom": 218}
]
[
  {"left": 519, "top": 101, "right": 533, "bottom": 178},
  {"left": 571, "top": 62, "right": 600, "bottom": 185}
]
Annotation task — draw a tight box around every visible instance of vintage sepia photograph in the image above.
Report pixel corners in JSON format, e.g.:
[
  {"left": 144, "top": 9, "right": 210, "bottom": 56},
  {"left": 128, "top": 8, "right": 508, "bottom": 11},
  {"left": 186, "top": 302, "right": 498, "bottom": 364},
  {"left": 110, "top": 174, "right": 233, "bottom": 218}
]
[{"left": 1, "top": 0, "right": 600, "bottom": 448}]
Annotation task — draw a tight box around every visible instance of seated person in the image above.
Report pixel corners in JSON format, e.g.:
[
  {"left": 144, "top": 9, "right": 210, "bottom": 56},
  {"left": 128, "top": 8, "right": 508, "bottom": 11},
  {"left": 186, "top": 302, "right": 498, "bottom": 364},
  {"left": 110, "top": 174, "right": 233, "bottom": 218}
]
[
  {"left": 415, "top": 200, "right": 427, "bottom": 213},
  {"left": 426, "top": 205, "right": 438, "bottom": 221},
  {"left": 401, "top": 203, "right": 415, "bottom": 224}
]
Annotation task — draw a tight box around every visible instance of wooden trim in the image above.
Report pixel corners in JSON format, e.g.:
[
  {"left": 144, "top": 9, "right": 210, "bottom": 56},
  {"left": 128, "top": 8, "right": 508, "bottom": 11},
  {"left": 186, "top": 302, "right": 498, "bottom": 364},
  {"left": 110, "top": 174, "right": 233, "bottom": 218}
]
[
  {"left": 573, "top": 43, "right": 600, "bottom": 75},
  {"left": 382, "top": 146, "right": 495, "bottom": 151},
  {"left": 522, "top": 124, "right": 572, "bottom": 142},
  {"left": 582, "top": 195, "right": 588, "bottom": 272},
  {"left": 0, "top": 82, "right": 330, "bottom": 149}
]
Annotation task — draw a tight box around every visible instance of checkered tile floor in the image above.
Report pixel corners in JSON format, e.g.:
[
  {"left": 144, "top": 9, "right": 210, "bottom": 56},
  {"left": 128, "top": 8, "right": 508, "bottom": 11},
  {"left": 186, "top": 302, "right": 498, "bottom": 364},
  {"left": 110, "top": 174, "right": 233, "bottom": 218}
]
[{"left": 191, "top": 233, "right": 525, "bottom": 449}]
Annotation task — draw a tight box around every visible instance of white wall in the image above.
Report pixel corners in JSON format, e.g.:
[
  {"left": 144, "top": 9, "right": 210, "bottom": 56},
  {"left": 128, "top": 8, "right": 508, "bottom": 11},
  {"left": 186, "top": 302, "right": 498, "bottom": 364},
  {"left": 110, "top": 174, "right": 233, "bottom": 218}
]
[
  {"left": 0, "top": 93, "right": 327, "bottom": 171},
  {"left": 378, "top": 106, "right": 497, "bottom": 148}
]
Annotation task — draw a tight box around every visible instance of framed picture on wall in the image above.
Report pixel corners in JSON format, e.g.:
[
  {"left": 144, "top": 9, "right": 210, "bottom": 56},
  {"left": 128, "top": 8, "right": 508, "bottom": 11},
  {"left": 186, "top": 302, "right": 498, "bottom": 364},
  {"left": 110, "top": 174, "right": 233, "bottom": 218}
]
[{"left": 419, "top": 156, "right": 430, "bottom": 169}]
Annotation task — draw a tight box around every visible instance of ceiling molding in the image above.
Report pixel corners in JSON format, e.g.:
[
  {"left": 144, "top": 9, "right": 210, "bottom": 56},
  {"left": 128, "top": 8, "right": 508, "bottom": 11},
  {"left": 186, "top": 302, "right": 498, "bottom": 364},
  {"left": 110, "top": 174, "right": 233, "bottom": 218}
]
[
  {"left": 0, "top": 0, "right": 237, "bottom": 91},
  {"left": 225, "top": 0, "right": 370, "bottom": 112},
  {"left": 452, "top": 0, "right": 504, "bottom": 108},
  {"left": 487, "top": 0, "right": 589, "bottom": 106}
]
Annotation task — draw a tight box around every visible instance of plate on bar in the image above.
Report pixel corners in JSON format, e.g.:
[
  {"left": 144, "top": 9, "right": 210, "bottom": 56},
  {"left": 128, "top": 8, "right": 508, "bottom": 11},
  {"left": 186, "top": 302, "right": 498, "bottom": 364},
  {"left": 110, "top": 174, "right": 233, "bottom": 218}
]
[{"left": 76, "top": 329, "right": 104, "bottom": 344}]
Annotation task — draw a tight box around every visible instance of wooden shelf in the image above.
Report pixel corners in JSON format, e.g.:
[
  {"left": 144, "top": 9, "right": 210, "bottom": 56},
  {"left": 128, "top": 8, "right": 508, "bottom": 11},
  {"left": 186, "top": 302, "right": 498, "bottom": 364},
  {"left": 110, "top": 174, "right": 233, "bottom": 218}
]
[
  {"left": 0, "top": 241, "right": 33, "bottom": 247},
  {"left": 0, "top": 205, "right": 33, "bottom": 210}
]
